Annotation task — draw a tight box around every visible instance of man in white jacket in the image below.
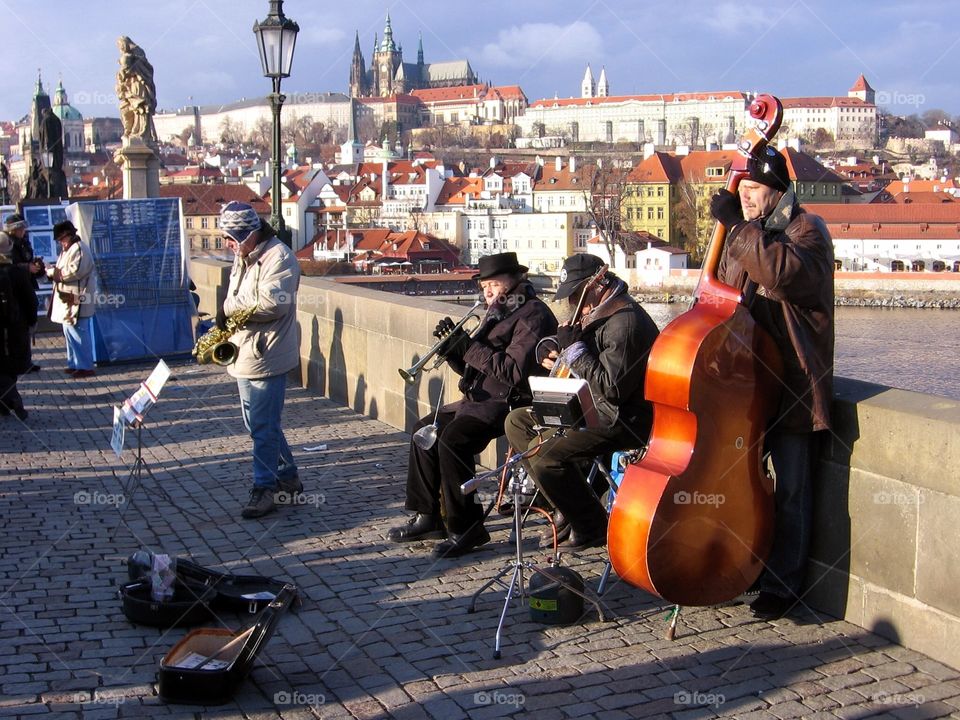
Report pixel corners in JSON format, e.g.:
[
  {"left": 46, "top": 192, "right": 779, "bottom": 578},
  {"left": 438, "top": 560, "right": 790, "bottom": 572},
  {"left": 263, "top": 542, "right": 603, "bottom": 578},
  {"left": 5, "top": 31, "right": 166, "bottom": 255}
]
[
  {"left": 219, "top": 202, "right": 301, "bottom": 519},
  {"left": 47, "top": 221, "right": 96, "bottom": 378}
]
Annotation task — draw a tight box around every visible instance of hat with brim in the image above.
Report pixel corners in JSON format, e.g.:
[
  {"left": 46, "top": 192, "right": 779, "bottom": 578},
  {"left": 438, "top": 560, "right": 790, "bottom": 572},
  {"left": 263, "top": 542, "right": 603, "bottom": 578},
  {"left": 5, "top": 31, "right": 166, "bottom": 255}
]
[
  {"left": 555, "top": 253, "right": 605, "bottom": 300},
  {"left": 472, "top": 252, "right": 528, "bottom": 280}
]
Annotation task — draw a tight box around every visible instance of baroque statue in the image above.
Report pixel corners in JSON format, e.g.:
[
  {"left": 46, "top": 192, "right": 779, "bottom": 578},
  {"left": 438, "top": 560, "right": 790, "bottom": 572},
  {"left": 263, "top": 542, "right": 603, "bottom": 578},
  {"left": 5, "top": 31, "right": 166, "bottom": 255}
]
[{"left": 116, "top": 36, "right": 158, "bottom": 145}]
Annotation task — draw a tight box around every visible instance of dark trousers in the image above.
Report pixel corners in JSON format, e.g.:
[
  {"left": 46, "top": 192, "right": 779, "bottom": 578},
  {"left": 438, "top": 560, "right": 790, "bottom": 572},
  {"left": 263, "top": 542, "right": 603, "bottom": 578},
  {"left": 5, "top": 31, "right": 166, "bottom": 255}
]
[
  {"left": 405, "top": 407, "right": 502, "bottom": 535},
  {"left": 0, "top": 373, "right": 23, "bottom": 413},
  {"left": 505, "top": 407, "right": 643, "bottom": 534},
  {"left": 760, "top": 430, "right": 821, "bottom": 599}
]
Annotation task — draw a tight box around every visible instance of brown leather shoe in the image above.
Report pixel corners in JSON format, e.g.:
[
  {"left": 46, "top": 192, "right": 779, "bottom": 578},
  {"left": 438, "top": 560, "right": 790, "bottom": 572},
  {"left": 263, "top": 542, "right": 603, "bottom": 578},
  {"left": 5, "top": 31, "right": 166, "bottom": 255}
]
[{"left": 72, "top": 369, "right": 97, "bottom": 378}]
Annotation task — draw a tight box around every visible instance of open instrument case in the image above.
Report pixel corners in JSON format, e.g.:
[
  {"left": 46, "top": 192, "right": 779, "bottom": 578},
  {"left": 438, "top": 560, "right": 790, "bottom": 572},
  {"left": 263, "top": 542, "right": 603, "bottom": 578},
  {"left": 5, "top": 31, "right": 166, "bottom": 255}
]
[
  {"left": 120, "top": 556, "right": 295, "bottom": 627},
  {"left": 158, "top": 584, "right": 297, "bottom": 705}
]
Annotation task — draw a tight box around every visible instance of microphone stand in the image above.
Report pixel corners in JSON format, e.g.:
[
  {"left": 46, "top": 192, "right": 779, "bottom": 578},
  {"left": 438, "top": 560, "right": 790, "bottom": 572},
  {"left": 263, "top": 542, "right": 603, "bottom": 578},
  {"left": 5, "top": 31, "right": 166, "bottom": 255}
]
[{"left": 462, "top": 439, "right": 607, "bottom": 659}]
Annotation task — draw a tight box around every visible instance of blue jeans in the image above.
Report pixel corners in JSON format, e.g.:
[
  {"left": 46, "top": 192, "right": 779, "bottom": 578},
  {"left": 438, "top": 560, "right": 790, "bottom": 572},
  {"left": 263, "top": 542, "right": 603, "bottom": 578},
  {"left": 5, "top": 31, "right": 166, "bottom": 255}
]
[
  {"left": 761, "top": 431, "right": 821, "bottom": 599},
  {"left": 63, "top": 317, "right": 94, "bottom": 371},
  {"left": 236, "top": 375, "right": 297, "bottom": 489}
]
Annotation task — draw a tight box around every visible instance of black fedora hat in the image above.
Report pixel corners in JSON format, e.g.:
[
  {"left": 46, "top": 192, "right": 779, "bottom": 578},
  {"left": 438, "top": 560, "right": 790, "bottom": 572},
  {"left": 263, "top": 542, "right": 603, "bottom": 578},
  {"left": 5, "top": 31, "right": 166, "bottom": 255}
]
[{"left": 472, "top": 252, "right": 528, "bottom": 280}]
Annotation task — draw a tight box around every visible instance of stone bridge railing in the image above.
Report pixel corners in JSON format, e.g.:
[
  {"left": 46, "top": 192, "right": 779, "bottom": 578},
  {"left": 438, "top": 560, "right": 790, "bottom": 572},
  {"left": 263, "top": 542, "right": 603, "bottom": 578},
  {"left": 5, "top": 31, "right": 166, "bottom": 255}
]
[{"left": 191, "top": 258, "right": 960, "bottom": 670}]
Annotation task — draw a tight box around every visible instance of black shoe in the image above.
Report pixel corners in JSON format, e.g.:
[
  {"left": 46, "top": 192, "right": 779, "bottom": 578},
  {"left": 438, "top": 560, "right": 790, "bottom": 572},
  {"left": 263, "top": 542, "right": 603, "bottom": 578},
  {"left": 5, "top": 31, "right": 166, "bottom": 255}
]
[
  {"left": 749, "top": 591, "right": 796, "bottom": 620},
  {"left": 433, "top": 525, "right": 491, "bottom": 558},
  {"left": 13, "top": 407, "right": 27, "bottom": 421},
  {"left": 0, "top": 406, "right": 9, "bottom": 417},
  {"left": 541, "top": 508, "right": 571, "bottom": 544},
  {"left": 387, "top": 513, "right": 445, "bottom": 543},
  {"left": 241, "top": 487, "right": 276, "bottom": 519},
  {"left": 28, "top": 364, "right": 41, "bottom": 373},
  {"left": 277, "top": 473, "right": 303, "bottom": 494},
  {"left": 563, "top": 517, "right": 608, "bottom": 551}
]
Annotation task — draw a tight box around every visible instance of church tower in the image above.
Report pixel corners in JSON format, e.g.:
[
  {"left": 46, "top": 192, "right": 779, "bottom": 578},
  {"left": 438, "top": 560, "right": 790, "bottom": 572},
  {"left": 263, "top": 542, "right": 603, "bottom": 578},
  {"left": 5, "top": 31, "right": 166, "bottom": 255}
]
[
  {"left": 373, "top": 12, "right": 402, "bottom": 96},
  {"left": 581, "top": 65, "right": 595, "bottom": 99},
  {"left": 349, "top": 31, "right": 368, "bottom": 98},
  {"left": 597, "top": 67, "right": 609, "bottom": 97}
]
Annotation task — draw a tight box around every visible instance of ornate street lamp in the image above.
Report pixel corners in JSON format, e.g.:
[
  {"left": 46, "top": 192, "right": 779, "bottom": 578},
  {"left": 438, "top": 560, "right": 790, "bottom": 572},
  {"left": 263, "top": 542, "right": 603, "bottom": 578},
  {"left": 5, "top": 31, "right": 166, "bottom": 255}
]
[{"left": 253, "top": 0, "right": 299, "bottom": 245}]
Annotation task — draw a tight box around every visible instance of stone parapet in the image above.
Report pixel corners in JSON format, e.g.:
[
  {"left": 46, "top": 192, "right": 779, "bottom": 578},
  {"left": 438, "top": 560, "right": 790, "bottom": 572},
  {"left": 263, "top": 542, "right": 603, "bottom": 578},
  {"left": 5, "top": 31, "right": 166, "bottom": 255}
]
[{"left": 190, "top": 257, "right": 960, "bottom": 669}]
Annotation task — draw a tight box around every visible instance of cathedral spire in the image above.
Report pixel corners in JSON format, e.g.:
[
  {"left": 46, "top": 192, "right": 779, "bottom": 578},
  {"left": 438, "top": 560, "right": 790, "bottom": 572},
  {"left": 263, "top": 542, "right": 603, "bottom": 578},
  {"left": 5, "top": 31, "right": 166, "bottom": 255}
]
[
  {"left": 581, "top": 64, "right": 595, "bottom": 99},
  {"left": 597, "top": 66, "right": 609, "bottom": 97},
  {"left": 381, "top": 11, "right": 397, "bottom": 52},
  {"left": 417, "top": 31, "right": 424, "bottom": 65}
]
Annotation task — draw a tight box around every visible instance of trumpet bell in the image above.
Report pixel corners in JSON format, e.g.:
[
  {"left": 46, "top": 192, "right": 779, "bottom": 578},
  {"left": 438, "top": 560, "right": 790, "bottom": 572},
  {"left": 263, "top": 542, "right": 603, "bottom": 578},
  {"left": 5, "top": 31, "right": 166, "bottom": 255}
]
[{"left": 399, "top": 367, "right": 417, "bottom": 384}]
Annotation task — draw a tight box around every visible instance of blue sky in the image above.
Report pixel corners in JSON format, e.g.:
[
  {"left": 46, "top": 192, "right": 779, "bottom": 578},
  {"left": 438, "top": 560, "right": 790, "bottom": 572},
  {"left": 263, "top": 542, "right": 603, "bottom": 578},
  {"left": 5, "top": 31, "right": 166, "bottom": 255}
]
[{"left": 2, "top": 0, "right": 958, "bottom": 122}]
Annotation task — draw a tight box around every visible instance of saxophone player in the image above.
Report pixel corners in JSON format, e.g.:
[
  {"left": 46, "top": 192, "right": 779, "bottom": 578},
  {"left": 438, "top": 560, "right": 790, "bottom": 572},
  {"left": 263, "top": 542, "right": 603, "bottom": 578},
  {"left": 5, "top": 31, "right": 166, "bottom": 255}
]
[
  {"left": 218, "top": 202, "right": 301, "bottom": 519},
  {"left": 505, "top": 253, "right": 660, "bottom": 549}
]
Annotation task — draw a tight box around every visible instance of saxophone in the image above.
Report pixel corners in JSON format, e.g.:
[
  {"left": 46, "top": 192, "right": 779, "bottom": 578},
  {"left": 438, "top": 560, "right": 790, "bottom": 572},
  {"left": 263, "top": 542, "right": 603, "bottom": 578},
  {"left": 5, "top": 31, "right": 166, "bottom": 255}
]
[{"left": 193, "top": 305, "right": 258, "bottom": 365}]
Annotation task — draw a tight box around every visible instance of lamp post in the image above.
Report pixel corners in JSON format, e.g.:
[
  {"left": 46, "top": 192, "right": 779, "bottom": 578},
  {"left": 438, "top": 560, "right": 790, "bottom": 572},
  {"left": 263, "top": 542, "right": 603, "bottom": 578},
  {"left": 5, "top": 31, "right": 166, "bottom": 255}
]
[{"left": 253, "top": 0, "right": 299, "bottom": 246}]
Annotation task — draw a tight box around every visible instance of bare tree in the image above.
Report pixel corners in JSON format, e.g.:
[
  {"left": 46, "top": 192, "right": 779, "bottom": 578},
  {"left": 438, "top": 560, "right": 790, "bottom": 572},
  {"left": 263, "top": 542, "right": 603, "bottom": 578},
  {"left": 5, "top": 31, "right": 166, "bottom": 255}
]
[
  {"left": 581, "top": 158, "right": 631, "bottom": 261},
  {"left": 248, "top": 117, "right": 273, "bottom": 153},
  {"left": 218, "top": 116, "right": 243, "bottom": 145}
]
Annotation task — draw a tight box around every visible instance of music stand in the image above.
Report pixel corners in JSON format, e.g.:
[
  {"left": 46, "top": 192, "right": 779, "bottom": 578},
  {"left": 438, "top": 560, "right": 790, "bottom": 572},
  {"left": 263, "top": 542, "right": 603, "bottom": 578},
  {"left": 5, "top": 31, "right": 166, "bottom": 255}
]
[
  {"left": 114, "top": 361, "right": 171, "bottom": 522},
  {"left": 463, "top": 442, "right": 607, "bottom": 659}
]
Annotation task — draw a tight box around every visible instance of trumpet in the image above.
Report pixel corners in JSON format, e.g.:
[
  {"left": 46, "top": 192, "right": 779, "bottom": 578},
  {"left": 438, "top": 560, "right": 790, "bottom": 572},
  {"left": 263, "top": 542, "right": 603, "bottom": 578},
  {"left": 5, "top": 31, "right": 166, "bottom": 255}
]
[{"left": 399, "top": 299, "right": 484, "bottom": 384}]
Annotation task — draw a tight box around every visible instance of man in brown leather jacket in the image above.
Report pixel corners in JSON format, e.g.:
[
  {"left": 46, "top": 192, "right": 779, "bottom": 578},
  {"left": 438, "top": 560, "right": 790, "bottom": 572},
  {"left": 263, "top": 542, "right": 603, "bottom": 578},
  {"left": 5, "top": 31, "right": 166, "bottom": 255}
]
[
  {"left": 388, "top": 252, "right": 557, "bottom": 558},
  {"left": 710, "top": 147, "right": 835, "bottom": 620}
]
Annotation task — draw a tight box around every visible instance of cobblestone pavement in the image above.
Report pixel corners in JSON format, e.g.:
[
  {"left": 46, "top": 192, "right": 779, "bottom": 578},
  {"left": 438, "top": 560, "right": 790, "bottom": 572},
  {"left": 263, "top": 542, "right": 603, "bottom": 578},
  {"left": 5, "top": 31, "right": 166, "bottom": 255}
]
[{"left": 2, "top": 337, "right": 959, "bottom": 720}]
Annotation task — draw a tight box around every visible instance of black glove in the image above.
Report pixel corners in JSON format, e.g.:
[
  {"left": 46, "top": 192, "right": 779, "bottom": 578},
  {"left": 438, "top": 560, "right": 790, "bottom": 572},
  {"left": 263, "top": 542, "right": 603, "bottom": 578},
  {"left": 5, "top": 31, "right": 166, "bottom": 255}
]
[
  {"left": 216, "top": 304, "right": 228, "bottom": 331},
  {"left": 556, "top": 323, "right": 583, "bottom": 349},
  {"left": 710, "top": 189, "right": 744, "bottom": 228},
  {"left": 434, "top": 317, "right": 470, "bottom": 360}
]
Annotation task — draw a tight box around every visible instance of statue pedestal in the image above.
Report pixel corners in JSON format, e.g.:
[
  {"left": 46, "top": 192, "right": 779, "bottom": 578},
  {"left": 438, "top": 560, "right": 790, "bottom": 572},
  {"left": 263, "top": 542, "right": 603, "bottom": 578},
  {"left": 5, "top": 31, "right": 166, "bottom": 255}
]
[{"left": 115, "top": 141, "right": 160, "bottom": 199}]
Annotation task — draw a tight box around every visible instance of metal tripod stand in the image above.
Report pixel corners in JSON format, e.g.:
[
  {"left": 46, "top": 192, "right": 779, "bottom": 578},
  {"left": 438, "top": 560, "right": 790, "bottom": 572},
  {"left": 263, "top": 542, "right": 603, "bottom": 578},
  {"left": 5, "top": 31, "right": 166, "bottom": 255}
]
[{"left": 463, "top": 450, "right": 607, "bottom": 659}]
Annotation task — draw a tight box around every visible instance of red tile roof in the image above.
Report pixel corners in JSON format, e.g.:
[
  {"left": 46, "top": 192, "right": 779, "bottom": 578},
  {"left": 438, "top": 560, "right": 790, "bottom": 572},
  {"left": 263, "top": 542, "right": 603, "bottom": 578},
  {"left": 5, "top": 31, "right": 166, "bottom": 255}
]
[
  {"left": 885, "top": 179, "right": 957, "bottom": 194},
  {"left": 159, "top": 183, "right": 270, "bottom": 216},
  {"left": 812, "top": 203, "right": 960, "bottom": 223},
  {"left": 435, "top": 177, "right": 484, "bottom": 205},
  {"left": 625, "top": 152, "right": 685, "bottom": 183},
  {"left": 411, "top": 84, "right": 488, "bottom": 103},
  {"left": 849, "top": 74, "right": 874, "bottom": 93}
]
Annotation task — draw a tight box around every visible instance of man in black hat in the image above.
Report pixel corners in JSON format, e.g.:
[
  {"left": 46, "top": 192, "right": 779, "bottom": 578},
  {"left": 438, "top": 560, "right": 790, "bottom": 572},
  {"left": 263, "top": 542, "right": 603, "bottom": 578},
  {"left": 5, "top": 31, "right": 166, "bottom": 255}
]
[
  {"left": 710, "top": 146, "right": 834, "bottom": 620},
  {"left": 46, "top": 221, "right": 97, "bottom": 378},
  {"left": 389, "top": 252, "right": 557, "bottom": 558},
  {"left": 504, "top": 253, "right": 660, "bottom": 550}
]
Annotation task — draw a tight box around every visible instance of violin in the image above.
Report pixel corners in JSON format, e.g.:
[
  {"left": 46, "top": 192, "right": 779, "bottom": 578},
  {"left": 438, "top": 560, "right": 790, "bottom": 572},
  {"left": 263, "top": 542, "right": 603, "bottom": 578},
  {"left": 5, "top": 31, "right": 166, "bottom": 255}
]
[{"left": 607, "top": 95, "right": 785, "bottom": 606}]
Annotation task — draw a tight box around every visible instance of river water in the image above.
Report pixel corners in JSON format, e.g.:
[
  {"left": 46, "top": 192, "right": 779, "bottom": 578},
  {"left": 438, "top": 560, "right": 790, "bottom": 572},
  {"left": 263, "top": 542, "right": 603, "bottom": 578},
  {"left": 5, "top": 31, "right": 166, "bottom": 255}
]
[{"left": 643, "top": 304, "right": 960, "bottom": 401}]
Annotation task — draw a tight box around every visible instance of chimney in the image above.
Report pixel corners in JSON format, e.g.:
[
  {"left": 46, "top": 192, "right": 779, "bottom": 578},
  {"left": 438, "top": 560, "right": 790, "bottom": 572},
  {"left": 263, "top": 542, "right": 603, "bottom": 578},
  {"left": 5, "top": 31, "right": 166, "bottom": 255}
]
[
  {"left": 569, "top": 156, "right": 576, "bottom": 172},
  {"left": 382, "top": 159, "right": 390, "bottom": 198},
  {"left": 555, "top": 156, "right": 562, "bottom": 171}
]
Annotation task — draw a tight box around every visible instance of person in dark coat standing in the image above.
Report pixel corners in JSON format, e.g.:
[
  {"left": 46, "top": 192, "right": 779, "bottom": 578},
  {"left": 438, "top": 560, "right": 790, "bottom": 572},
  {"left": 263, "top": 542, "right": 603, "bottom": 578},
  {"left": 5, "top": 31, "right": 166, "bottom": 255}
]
[
  {"left": 0, "top": 236, "right": 39, "bottom": 421},
  {"left": 389, "top": 252, "right": 558, "bottom": 558},
  {"left": 710, "top": 146, "right": 835, "bottom": 620},
  {"left": 1, "top": 214, "right": 45, "bottom": 372},
  {"left": 505, "top": 253, "right": 660, "bottom": 550}
]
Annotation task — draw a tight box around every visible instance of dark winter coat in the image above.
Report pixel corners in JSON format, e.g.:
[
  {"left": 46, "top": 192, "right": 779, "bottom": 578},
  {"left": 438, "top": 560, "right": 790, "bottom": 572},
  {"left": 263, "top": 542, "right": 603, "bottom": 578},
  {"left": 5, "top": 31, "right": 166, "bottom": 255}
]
[
  {"left": 718, "top": 189, "right": 835, "bottom": 432},
  {"left": 445, "top": 281, "right": 558, "bottom": 425},
  {"left": 567, "top": 287, "right": 660, "bottom": 431},
  {"left": 0, "top": 261, "right": 39, "bottom": 376}
]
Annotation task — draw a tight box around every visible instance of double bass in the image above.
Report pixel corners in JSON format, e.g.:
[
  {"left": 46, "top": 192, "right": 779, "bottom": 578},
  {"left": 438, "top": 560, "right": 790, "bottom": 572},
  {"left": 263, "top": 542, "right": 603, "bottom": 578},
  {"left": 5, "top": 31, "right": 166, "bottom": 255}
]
[{"left": 607, "top": 94, "right": 785, "bottom": 607}]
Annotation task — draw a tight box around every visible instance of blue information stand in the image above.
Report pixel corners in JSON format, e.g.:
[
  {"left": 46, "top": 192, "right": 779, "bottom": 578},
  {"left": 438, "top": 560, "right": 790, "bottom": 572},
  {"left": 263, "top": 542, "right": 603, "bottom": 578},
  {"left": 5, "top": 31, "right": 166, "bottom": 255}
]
[{"left": 69, "top": 198, "right": 195, "bottom": 363}]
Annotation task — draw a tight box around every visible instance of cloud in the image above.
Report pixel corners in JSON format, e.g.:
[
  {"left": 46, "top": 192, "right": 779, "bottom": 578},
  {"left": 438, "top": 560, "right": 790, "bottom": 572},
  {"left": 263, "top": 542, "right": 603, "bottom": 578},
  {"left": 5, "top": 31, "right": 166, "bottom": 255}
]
[
  {"left": 478, "top": 21, "right": 603, "bottom": 69},
  {"left": 299, "top": 26, "right": 346, "bottom": 47},
  {"left": 702, "top": 3, "right": 777, "bottom": 33}
]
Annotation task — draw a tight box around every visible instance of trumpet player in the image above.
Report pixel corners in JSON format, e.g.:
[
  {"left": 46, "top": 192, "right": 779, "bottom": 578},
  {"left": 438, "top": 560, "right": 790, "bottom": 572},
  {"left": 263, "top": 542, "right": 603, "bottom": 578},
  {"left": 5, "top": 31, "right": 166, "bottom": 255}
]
[
  {"left": 505, "top": 253, "right": 660, "bottom": 550},
  {"left": 389, "top": 252, "right": 557, "bottom": 558},
  {"left": 218, "top": 202, "right": 301, "bottom": 520}
]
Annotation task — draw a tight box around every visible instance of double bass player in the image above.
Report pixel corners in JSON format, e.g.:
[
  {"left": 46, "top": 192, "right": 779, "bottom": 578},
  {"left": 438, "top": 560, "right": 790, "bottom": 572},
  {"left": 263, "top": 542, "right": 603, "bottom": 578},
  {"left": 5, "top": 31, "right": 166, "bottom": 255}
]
[{"left": 710, "top": 148, "right": 835, "bottom": 620}]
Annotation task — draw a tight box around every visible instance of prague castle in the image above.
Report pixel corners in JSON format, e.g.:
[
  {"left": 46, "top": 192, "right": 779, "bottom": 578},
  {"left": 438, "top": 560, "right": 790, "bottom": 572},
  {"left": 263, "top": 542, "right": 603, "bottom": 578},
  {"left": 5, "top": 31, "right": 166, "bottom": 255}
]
[{"left": 349, "top": 13, "right": 478, "bottom": 98}]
